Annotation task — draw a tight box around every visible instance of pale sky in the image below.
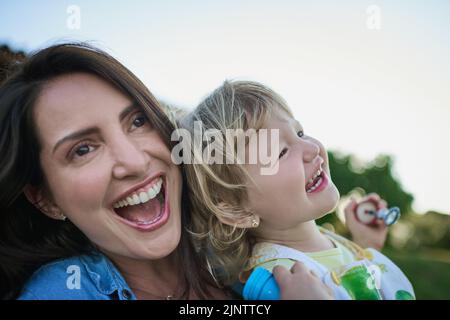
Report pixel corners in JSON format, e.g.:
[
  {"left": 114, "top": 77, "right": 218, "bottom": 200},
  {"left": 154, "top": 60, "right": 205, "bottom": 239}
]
[{"left": 1, "top": 0, "right": 449, "bottom": 214}]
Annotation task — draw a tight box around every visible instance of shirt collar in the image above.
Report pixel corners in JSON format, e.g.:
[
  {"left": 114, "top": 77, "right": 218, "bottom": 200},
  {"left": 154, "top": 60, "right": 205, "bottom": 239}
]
[{"left": 80, "top": 251, "right": 136, "bottom": 299}]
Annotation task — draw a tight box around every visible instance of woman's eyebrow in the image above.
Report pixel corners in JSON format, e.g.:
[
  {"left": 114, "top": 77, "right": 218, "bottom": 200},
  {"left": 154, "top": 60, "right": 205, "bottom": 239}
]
[
  {"left": 52, "top": 127, "right": 99, "bottom": 155},
  {"left": 118, "top": 103, "right": 140, "bottom": 122},
  {"left": 52, "top": 103, "right": 139, "bottom": 154}
]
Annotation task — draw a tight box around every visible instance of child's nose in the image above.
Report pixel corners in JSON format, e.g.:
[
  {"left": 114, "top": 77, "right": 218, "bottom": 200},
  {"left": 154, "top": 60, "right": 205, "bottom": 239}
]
[{"left": 302, "top": 139, "right": 320, "bottom": 163}]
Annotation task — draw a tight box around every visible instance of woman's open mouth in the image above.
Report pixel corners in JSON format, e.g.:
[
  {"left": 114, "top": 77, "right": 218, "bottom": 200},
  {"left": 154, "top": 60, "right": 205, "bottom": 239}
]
[{"left": 111, "top": 175, "right": 170, "bottom": 232}]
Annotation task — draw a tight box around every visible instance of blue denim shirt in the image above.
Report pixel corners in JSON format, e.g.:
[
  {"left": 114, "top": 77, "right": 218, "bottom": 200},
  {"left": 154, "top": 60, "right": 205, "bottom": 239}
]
[{"left": 17, "top": 251, "right": 137, "bottom": 300}]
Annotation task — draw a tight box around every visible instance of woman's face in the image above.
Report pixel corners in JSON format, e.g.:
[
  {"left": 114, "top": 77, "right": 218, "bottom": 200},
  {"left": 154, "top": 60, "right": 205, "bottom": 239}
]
[{"left": 32, "top": 73, "right": 182, "bottom": 260}]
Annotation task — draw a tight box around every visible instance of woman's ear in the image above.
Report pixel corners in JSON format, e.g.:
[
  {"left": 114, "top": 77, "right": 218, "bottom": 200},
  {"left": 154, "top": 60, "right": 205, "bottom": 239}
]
[{"left": 23, "top": 184, "right": 66, "bottom": 221}]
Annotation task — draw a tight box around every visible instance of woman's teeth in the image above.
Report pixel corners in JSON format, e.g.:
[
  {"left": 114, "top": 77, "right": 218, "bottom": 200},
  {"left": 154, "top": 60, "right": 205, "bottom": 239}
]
[{"left": 113, "top": 177, "right": 163, "bottom": 208}]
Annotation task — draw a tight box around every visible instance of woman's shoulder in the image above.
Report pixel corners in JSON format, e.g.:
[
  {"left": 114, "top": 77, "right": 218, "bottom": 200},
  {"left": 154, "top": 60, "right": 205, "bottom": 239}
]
[
  {"left": 17, "top": 252, "right": 129, "bottom": 300},
  {"left": 18, "top": 255, "right": 98, "bottom": 300}
]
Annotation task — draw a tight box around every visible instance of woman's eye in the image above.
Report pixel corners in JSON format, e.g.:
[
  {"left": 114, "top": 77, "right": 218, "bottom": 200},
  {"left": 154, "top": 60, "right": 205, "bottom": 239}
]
[
  {"left": 279, "top": 148, "right": 288, "bottom": 159},
  {"left": 297, "top": 130, "right": 304, "bottom": 138},
  {"left": 131, "top": 113, "right": 148, "bottom": 129},
  {"left": 71, "top": 144, "right": 94, "bottom": 158}
]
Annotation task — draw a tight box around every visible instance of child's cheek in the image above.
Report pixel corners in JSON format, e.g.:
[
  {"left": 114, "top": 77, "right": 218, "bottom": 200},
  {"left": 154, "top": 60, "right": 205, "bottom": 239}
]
[{"left": 278, "top": 156, "right": 305, "bottom": 187}]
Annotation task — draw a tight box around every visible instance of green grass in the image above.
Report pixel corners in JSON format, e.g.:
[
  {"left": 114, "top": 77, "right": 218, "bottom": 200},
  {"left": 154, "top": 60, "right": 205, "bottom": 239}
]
[{"left": 383, "top": 249, "right": 450, "bottom": 300}]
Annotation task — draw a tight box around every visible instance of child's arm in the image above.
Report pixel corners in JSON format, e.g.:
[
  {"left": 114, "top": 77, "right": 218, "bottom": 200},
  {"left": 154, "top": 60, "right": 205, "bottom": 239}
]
[
  {"left": 344, "top": 193, "right": 388, "bottom": 250},
  {"left": 273, "top": 262, "right": 334, "bottom": 300}
]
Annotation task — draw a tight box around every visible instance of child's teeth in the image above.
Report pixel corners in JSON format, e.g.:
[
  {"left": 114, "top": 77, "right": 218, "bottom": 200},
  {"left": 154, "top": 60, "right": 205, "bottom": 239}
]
[
  {"left": 132, "top": 194, "right": 141, "bottom": 205},
  {"left": 307, "top": 176, "right": 323, "bottom": 193}
]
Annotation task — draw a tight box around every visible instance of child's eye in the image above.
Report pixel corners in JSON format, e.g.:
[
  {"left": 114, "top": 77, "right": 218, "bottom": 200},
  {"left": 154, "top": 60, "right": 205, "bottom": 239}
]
[
  {"left": 297, "top": 130, "right": 304, "bottom": 138},
  {"left": 279, "top": 148, "right": 288, "bottom": 159}
]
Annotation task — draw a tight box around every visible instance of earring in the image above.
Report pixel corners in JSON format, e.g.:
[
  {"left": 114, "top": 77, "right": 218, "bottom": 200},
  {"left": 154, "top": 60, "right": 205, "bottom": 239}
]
[
  {"left": 251, "top": 217, "right": 259, "bottom": 228},
  {"left": 53, "top": 212, "right": 67, "bottom": 221},
  {"left": 49, "top": 206, "right": 66, "bottom": 221}
]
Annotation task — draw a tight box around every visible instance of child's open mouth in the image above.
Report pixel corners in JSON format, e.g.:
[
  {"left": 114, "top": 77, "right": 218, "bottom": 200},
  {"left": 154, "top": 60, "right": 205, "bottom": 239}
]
[
  {"left": 305, "top": 169, "right": 328, "bottom": 194},
  {"left": 112, "top": 176, "right": 169, "bottom": 232}
]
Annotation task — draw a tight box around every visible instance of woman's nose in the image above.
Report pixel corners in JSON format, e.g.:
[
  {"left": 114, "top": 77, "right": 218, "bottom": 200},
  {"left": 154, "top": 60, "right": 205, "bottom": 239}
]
[{"left": 111, "top": 136, "right": 149, "bottom": 179}]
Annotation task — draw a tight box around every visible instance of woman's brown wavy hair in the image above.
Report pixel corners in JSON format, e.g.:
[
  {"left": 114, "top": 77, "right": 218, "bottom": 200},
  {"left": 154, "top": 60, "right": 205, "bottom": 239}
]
[{"left": 0, "top": 43, "right": 213, "bottom": 299}]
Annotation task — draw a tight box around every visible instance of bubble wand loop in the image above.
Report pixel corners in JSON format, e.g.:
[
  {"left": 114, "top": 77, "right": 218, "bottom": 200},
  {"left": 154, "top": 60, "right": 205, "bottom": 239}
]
[{"left": 354, "top": 199, "right": 401, "bottom": 226}]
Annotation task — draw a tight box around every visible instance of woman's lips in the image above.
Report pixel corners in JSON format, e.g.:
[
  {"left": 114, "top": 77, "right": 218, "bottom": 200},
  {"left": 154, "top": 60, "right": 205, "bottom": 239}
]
[
  {"left": 111, "top": 172, "right": 164, "bottom": 208},
  {"left": 112, "top": 178, "right": 170, "bottom": 232}
]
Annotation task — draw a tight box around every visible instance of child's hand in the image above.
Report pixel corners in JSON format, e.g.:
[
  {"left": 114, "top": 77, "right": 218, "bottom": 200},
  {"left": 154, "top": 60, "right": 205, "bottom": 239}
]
[
  {"left": 344, "top": 193, "right": 388, "bottom": 250},
  {"left": 273, "top": 262, "right": 334, "bottom": 300}
]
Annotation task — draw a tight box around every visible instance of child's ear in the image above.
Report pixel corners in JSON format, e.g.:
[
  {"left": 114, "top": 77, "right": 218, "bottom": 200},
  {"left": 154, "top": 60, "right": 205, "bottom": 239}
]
[
  {"left": 23, "top": 184, "right": 66, "bottom": 221},
  {"left": 216, "top": 202, "right": 260, "bottom": 228}
]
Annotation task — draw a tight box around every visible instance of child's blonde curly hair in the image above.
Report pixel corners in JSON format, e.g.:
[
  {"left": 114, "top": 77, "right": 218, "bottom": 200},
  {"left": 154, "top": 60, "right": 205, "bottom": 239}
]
[{"left": 180, "top": 80, "right": 293, "bottom": 286}]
